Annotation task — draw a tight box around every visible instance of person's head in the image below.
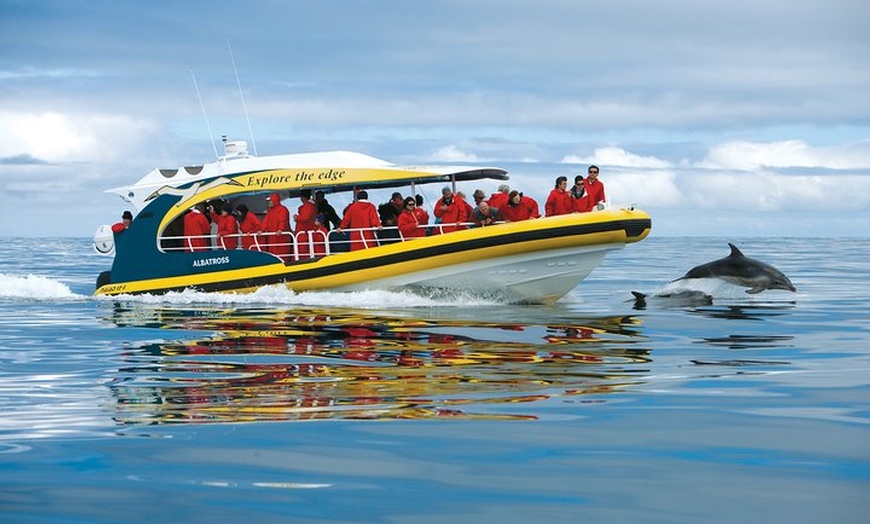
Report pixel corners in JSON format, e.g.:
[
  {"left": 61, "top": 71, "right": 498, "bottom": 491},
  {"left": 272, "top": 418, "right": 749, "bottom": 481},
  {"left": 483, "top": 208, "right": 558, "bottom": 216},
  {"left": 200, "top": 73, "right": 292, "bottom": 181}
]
[
  {"left": 403, "top": 196, "right": 416, "bottom": 210},
  {"left": 356, "top": 190, "right": 368, "bottom": 201},
  {"left": 300, "top": 189, "right": 312, "bottom": 201},
  {"left": 441, "top": 186, "right": 453, "bottom": 203},
  {"left": 268, "top": 193, "right": 281, "bottom": 207},
  {"left": 497, "top": 184, "right": 510, "bottom": 194},
  {"left": 508, "top": 190, "right": 520, "bottom": 205},
  {"left": 415, "top": 194, "right": 423, "bottom": 206},
  {"left": 121, "top": 210, "right": 133, "bottom": 224},
  {"left": 555, "top": 176, "right": 567, "bottom": 189},
  {"left": 472, "top": 189, "right": 486, "bottom": 203},
  {"left": 478, "top": 201, "right": 490, "bottom": 213},
  {"left": 221, "top": 204, "right": 232, "bottom": 215},
  {"left": 391, "top": 192, "right": 403, "bottom": 204},
  {"left": 236, "top": 204, "right": 249, "bottom": 218},
  {"left": 587, "top": 165, "right": 599, "bottom": 181},
  {"left": 314, "top": 190, "right": 326, "bottom": 202},
  {"left": 574, "top": 175, "right": 584, "bottom": 185}
]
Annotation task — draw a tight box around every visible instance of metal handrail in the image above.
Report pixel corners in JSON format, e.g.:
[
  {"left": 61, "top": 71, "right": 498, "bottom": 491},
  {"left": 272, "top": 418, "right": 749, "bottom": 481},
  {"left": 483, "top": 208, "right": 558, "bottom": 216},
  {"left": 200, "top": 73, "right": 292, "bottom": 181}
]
[{"left": 159, "top": 221, "right": 499, "bottom": 259}]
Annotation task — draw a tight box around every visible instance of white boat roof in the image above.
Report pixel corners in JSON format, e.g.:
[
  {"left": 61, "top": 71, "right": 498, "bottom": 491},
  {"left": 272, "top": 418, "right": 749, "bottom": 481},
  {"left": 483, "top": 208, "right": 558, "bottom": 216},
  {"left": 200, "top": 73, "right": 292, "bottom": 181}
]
[{"left": 106, "top": 147, "right": 508, "bottom": 213}]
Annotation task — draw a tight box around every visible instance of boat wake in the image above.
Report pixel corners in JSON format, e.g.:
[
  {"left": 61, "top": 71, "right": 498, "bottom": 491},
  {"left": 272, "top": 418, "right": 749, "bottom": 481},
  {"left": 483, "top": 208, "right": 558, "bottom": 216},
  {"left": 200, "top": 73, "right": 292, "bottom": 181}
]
[
  {"left": 0, "top": 273, "right": 87, "bottom": 301},
  {"left": 0, "top": 271, "right": 510, "bottom": 307},
  {"left": 96, "top": 285, "right": 502, "bottom": 308}
]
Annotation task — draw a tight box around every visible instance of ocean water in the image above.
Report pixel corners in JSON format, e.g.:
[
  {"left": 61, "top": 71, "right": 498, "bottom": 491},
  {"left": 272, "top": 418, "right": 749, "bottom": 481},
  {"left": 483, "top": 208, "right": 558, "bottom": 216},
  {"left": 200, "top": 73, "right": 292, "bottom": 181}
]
[{"left": 0, "top": 236, "right": 867, "bottom": 524}]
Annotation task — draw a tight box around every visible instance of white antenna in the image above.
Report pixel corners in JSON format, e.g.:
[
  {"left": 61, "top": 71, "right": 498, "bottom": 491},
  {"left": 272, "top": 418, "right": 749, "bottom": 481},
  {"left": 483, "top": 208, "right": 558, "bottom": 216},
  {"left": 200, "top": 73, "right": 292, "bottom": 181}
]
[
  {"left": 226, "top": 40, "right": 258, "bottom": 156},
  {"left": 190, "top": 68, "right": 219, "bottom": 160}
]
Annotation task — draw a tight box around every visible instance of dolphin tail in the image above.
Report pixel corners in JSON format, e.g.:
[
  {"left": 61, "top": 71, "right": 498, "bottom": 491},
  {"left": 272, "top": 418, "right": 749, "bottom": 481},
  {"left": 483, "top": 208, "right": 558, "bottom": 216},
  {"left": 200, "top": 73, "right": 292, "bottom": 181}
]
[{"left": 630, "top": 291, "right": 647, "bottom": 309}]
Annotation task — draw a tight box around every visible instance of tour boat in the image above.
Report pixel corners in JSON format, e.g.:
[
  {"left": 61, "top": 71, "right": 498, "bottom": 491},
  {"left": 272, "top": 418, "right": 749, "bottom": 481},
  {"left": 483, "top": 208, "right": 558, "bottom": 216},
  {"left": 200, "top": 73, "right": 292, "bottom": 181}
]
[{"left": 92, "top": 140, "right": 651, "bottom": 303}]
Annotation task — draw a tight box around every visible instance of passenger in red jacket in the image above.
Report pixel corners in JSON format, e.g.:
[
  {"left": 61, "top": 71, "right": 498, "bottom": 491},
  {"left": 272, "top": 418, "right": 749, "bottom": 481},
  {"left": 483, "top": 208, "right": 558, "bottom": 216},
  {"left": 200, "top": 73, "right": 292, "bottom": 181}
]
[
  {"left": 433, "top": 186, "right": 469, "bottom": 234},
  {"left": 183, "top": 204, "right": 212, "bottom": 252},
  {"left": 457, "top": 191, "right": 474, "bottom": 224},
  {"left": 235, "top": 204, "right": 262, "bottom": 251},
  {"left": 339, "top": 190, "right": 381, "bottom": 251},
  {"left": 261, "top": 193, "right": 292, "bottom": 258},
  {"left": 111, "top": 210, "right": 133, "bottom": 234},
  {"left": 413, "top": 194, "right": 430, "bottom": 228},
  {"left": 575, "top": 165, "right": 607, "bottom": 212},
  {"left": 545, "top": 176, "right": 575, "bottom": 217},
  {"left": 311, "top": 215, "right": 329, "bottom": 256},
  {"left": 294, "top": 189, "right": 319, "bottom": 258},
  {"left": 488, "top": 184, "right": 510, "bottom": 210},
  {"left": 214, "top": 203, "right": 239, "bottom": 250},
  {"left": 298, "top": 214, "right": 329, "bottom": 258},
  {"left": 398, "top": 197, "right": 426, "bottom": 239},
  {"left": 502, "top": 190, "right": 541, "bottom": 222},
  {"left": 294, "top": 189, "right": 318, "bottom": 234}
]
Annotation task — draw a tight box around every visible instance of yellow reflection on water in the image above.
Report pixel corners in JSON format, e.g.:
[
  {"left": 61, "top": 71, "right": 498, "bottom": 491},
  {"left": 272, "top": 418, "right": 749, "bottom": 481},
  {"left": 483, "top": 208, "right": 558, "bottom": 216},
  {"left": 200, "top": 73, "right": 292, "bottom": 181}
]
[{"left": 105, "top": 305, "right": 650, "bottom": 424}]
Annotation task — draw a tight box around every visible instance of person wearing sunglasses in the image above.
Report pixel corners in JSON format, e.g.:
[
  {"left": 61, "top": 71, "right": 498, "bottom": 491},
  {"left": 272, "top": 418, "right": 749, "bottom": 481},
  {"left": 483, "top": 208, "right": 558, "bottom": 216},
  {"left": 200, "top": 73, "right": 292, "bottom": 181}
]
[
  {"left": 398, "top": 196, "right": 426, "bottom": 239},
  {"left": 574, "top": 165, "right": 607, "bottom": 212}
]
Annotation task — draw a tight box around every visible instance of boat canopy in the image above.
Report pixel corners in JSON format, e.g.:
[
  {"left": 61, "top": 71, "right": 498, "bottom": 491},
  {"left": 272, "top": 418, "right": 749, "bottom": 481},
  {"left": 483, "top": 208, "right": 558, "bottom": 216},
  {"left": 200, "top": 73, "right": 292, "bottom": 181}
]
[{"left": 106, "top": 150, "right": 508, "bottom": 213}]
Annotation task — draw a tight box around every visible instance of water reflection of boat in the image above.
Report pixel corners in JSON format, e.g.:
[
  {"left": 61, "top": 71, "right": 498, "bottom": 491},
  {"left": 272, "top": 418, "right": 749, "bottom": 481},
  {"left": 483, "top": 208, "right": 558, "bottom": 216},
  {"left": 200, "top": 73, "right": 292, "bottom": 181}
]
[
  {"left": 105, "top": 305, "right": 651, "bottom": 424},
  {"left": 93, "top": 145, "right": 651, "bottom": 303}
]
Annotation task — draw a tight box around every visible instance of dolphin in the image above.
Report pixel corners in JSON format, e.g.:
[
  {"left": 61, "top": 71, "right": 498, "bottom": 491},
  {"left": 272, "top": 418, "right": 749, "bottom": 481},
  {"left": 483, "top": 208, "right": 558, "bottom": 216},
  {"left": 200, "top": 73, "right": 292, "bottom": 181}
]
[{"left": 672, "top": 243, "right": 796, "bottom": 294}]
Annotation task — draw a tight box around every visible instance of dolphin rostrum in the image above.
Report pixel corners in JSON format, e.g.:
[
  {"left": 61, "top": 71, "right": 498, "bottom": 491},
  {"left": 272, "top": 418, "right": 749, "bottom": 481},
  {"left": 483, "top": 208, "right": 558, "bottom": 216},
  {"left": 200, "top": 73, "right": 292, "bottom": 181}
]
[{"left": 672, "top": 243, "right": 796, "bottom": 294}]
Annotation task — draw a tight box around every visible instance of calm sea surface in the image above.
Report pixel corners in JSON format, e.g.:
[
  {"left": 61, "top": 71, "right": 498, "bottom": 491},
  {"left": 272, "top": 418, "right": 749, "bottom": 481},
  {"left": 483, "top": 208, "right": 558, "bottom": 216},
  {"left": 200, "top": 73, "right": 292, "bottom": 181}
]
[{"left": 0, "top": 236, "right": 867, "bottom": 523}]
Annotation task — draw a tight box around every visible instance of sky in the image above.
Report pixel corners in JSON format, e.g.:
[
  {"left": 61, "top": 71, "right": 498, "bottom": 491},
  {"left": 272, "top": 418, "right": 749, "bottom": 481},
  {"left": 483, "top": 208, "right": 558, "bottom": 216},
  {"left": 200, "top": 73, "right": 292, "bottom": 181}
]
[{"left": 1, "top": 0, "right": 868, "bottom": 237}]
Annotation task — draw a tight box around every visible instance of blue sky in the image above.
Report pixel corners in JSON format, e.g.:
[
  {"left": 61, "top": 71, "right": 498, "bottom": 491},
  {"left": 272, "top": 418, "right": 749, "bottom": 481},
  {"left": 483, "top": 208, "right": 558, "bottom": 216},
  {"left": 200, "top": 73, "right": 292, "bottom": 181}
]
[{"left": 1, "top": 0, "right": 868, "bottom": 237}]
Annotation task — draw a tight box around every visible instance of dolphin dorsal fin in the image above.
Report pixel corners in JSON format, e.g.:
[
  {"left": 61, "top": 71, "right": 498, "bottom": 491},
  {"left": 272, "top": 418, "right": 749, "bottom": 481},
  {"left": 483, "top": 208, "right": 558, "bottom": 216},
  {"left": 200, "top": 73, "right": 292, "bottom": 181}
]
[{"left": 728, "top": 243, "right": 744, "bottom": 257}]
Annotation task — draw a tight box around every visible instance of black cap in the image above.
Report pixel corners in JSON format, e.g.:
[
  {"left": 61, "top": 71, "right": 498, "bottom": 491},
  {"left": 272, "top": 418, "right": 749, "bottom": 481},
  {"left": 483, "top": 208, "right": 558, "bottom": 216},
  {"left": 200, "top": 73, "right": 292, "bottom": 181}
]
[{"left": 122, "top": 210, "right": 133, "bottom": 220}]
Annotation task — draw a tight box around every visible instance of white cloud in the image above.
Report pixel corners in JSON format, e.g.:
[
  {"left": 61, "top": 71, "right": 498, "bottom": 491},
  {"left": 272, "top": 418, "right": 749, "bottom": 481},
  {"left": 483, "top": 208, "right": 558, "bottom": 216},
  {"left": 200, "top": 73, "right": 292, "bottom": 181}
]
[
  {"left": 607, "top": 171, "right": 684, "bottom": 207},
  {"left": 0, "top": 111, "right": 158, "bottom": 163},
  {"left": 562, "top": 147, "right": 673, "bottom": 169},
  {"left": 673, "top": 171, "right": 869, "bottom": 212},
  {"left": 429, "top": 145, "right": 480, "bottom": 162},
  {"left": 699, "top": 139, "right": 870, "bottom": 170}
]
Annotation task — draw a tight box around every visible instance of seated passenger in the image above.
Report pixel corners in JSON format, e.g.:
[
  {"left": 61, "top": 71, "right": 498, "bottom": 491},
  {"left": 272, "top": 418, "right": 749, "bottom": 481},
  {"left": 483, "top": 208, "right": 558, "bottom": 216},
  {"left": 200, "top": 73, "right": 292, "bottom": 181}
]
[
  {"left": 472, "top": 201, "right": 501, "bottom": 227},
  {"left": 501, "top": 190, "right": 541, "bottom": 222},
  {"left": 378, "top": 192, "right": 404, "bottom": 225},
  {"left": 433, "top": 186, "right": 469, "bottom": 234},
  {"left": 457, "top": 191, "right": 474, "bottom": 224},
  {"left": 574, "top": 165, "right": 607, "bottom": 212},
  {"left": 398, "top": 197, "right": 426, "bottom": 239},
  {"left": 472, "top": 189, "right": 487, "bottom": 206},
  {"left": 545, "top": 176, "right": 575, "bottom": 217},
  {"left": 377, "top": 192, "right": 403, "bottom": 244},
  {"left": 488, "top": 184, "right": 510, "bottom": 210},
  {"left": 570, "top": 175, "right": 586, "bottom": 200},
  {"left": 413, "top": 194, "right": 430, "bottom": 232}
]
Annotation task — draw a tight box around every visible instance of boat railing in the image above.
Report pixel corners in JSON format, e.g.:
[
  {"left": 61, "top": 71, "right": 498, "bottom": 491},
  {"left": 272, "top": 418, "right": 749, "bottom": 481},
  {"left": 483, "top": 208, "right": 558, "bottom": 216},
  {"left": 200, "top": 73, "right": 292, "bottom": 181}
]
[{"left": 159, "top": 220, "right": 498, "bottom": 262}]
